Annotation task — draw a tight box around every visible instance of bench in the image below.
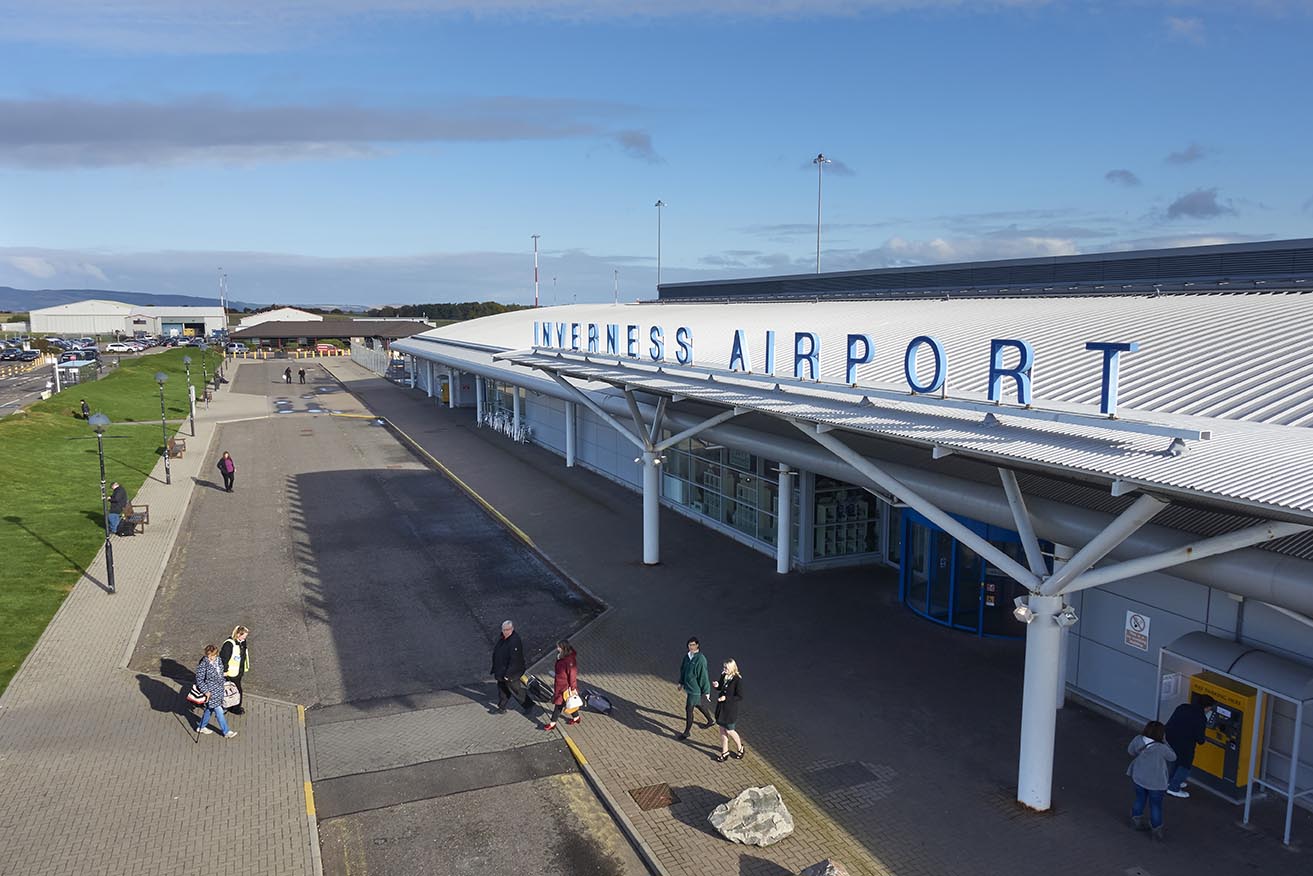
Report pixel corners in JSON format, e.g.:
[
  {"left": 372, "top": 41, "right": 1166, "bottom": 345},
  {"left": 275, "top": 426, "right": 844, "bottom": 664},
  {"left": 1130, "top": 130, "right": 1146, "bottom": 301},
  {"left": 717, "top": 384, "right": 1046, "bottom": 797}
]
[
  {"left": 123, "top": 503, "right": 150, "bottom": 535},
  {"left": 167, "top": 437, "right": 186, "bottom": 458}
]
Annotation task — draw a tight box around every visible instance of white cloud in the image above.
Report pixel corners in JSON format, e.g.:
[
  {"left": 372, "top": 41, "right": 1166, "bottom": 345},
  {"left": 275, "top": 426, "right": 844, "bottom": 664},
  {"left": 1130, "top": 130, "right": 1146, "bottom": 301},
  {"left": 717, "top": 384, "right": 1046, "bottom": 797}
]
[
  {"left": 8, "top": 256, "right": 58, "bottom": 279},
  {"left": 0, "top": 96, "right": 654, "bottom": 169},
  {"left": 1165, "top": 16, "right": 1207, "bottom": 45}
]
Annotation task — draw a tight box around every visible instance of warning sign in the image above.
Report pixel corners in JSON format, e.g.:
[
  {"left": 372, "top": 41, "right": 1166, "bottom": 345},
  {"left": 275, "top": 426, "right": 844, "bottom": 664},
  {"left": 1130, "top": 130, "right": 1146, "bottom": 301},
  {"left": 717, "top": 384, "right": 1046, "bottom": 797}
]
[{"left": 1125, "top": 611, "right": 1151, "bottom": 652}]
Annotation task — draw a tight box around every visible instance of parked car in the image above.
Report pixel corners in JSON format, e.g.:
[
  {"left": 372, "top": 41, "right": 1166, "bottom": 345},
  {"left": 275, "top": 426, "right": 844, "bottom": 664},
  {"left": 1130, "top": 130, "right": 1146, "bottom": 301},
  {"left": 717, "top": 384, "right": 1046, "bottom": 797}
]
[
  {"left": 187, "top": 337, "right": 209, "bottom": 347},
  {"left": 1, "top": 347, "right": 22, "bottom": 361},
  {"left": 17, "top": 349, "right": 40, "bottom": 362},
  {"left": 315, "top": 343, "right": 338, "bottom": 353},
  {"left": 225, "top": 342, "right": 248, "bottom": 353},
  {"left": 105, "top": 341, "right": 137, "bottom": 353},
  {"left": 76, "top": 337, "right": 96, "bottom": 348}
]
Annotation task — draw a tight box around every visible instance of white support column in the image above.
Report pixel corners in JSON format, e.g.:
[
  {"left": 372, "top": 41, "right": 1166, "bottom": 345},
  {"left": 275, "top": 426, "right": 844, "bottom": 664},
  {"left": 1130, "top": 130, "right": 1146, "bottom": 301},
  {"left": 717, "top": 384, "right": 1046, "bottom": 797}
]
[
  {"left": 475, "top": 376, "right": 485, "bottom": 422},
  {"left": 447, "top": 367, "right": 456, "bottom": 409},
  {"left": 512, "top": 386, "right": 522, "bottom": 435},
  {"left": 565, "top": 401, "right": 577, "bottom": 468},
  {"left": 425, "top": 361, "right": 434, "bottom": 399},
  {"left": 1017, "top": 593, "right": 1064, "bottom": 811},
  {"left": 777, "top": 465, "right": 793, "bottom": 574},
  {"left": 642, "top": 450, "right": 660, "bottom": 564},
  {"left": 408, "top": 356, "right": 416, "bottom": 390},
  {"left": 1052, "top": 544, "right": 1075, "bottom": 709}
]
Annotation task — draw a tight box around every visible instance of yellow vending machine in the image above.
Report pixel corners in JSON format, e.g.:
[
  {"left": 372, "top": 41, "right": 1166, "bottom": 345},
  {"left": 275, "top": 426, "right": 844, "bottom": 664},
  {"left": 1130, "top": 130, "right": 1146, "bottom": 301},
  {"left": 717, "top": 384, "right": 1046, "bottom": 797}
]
[{"left": 1188, "top": 671, "right": 1266, "bottom": 794}]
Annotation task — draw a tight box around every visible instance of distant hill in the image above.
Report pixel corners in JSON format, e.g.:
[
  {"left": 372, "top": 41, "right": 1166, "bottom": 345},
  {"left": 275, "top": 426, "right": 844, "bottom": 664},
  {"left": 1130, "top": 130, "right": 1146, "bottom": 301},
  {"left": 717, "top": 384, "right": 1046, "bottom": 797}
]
[{"left": 0, "top": 286, "right": 261, "bottom": 312}]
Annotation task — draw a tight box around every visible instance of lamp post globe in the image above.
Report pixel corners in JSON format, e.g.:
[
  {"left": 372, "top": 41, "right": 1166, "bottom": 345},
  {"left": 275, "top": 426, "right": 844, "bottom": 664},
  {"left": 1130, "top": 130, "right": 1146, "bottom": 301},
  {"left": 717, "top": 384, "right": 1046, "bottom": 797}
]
[
  {"left": 88, "top": 412, "right": 116, "bottom": 594},
  {"left": 155, "top": 372, "right": 171, "bottom": 485}
]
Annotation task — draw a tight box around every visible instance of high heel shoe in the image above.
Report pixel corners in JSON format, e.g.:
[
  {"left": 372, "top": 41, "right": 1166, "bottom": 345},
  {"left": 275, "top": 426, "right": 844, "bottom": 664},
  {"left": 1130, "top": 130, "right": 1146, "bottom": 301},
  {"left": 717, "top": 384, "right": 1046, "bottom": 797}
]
[
  {"left": 715, "top": 752, "right": 730, "bottom": 763},
  {"left": 732, "top": 746, "right": 746, "bottom": 760}
]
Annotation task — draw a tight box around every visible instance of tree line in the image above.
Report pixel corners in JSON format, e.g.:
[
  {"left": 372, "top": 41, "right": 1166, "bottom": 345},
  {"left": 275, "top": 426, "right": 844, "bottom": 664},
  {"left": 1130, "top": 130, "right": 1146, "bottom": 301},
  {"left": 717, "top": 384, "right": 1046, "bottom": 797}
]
[{"left": 365, "top": 302, "right": 527, "bottom": 320}]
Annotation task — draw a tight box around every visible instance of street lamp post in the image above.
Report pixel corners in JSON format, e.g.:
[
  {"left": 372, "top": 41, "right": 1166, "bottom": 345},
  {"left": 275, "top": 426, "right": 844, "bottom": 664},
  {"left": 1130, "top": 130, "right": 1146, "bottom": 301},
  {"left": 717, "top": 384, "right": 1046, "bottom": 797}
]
[
  {"left": 88, "top": 413, "right": 116, "bottom": 594},
  {"left": 654, "top": 200, "right": 666, "bottom": 289},
  {"left": 155, "top": 372, "right": 171, "bottom": 485},
  {"left": 200, "top": 348, "right": 209, "bottom": 407},
  {"left": 813, "top": 153, "right": 832, "bottom": 273},
  {"left": 183, "top": 356, "right": 195, "bottom": 436}
]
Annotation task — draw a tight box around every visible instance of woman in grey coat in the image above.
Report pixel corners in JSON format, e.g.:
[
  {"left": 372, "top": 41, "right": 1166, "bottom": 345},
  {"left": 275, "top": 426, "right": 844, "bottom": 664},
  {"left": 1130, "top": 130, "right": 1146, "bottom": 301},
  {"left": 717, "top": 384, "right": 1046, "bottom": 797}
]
[{"left": 1127, "top": 720, "right": 1176, "bottom": 838}]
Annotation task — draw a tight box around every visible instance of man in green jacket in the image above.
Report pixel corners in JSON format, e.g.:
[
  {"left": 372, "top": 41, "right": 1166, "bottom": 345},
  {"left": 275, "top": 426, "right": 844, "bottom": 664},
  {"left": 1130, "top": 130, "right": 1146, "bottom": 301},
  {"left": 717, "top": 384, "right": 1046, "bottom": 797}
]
[{"left": 676, "top": 636, "right": 713, "bottom": 740}]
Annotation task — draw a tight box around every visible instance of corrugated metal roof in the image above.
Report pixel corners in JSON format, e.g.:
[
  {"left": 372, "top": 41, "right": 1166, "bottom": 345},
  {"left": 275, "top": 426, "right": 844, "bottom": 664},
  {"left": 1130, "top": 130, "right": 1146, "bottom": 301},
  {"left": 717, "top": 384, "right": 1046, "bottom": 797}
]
[
  {"left": 418, "top": 292, "right": 1313, "bottom": 426},
  {"left": 495, "top": 348, "right": 1313, "bottom": 522}
]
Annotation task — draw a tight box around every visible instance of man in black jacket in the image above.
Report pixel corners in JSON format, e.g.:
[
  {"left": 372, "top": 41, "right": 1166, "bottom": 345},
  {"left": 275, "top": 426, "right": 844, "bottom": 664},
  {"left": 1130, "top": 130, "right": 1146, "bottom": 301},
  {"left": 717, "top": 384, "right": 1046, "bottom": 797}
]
[
  {"left": 1165, "top": 694, "right": 1216, "bottom": 798},
  {"left": 107, "top": 481, "right": 128, "bottom": 536},
  {"left": 491, "top": 620, "right": 532, "bottom": 713}
]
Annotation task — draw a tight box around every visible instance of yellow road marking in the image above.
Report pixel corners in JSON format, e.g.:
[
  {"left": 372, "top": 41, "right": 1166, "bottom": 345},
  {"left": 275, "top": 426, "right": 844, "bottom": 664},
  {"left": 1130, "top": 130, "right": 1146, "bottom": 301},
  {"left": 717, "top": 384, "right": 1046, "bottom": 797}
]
[
  {"left": 389, "top": 421, "right": 536, "bottom": 548},
  {"left": 304, "top": 780, "right": 316, "bottom": 817},
  {"left": 564, "top": 734, "right": 588, "bottom": 766}
]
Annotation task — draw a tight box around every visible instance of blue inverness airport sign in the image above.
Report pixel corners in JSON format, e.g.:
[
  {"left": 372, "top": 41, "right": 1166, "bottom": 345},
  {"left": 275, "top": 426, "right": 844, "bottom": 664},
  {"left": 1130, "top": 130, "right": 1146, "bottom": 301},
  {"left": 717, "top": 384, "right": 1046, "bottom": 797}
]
[{"left": 534, "top": 321, "right": 1138, "bottom": 417}]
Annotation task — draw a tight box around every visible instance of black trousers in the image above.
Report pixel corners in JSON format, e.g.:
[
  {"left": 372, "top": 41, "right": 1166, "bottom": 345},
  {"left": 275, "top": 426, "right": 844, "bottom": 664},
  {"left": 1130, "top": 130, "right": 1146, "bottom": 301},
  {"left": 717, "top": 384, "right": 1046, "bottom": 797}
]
[
  {"left": 497, "top": 676, "right": 530, "bottom": 709},
  {"left": 684, "top": 700, "right": 713, "bottom": 734},
  {"left": 221, "top": 471, "right": 234, "bottom": 491},
  {"left": 549, "top": 702, "right": 578, "bottom": 723},
  {"left": 228, "top": 675, "right": 245, "bottom": 713}
]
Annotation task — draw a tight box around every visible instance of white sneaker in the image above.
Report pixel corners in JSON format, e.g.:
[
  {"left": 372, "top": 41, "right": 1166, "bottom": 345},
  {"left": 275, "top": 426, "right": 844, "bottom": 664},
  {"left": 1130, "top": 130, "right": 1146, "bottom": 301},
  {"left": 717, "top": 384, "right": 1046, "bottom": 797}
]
[
  {"left": 1166, "top": 788, "right": 1189, "bottom": 798},
  {"left": 224, "top": 730, "right": 238, "bottom": 739},
  {"left": 198, "top": 726, "right": 214, "bottom": 735}
]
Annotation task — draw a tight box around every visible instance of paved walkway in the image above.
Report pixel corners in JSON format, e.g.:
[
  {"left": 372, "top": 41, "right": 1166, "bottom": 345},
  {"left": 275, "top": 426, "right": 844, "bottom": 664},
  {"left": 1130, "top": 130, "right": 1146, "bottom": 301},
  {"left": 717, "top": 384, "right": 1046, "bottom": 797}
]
[
  {"left": 0, "top": 361, "right": 318, "bottom": 876},
  {"left": 325, "top": 358, "right": 1311, "bottom": 876}
]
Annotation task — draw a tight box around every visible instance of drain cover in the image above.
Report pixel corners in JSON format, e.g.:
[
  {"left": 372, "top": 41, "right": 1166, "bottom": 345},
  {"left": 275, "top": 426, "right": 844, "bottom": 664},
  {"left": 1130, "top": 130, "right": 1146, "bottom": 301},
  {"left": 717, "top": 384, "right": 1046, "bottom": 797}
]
[{"left": 628, "top": 783, "right": 679, "bottom": 811}]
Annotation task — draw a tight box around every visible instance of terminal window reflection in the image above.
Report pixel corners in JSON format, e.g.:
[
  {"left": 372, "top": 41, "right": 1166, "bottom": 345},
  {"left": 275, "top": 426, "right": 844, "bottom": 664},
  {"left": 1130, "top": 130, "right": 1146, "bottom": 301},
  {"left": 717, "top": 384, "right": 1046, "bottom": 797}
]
[{"left": 661, "top": 435, "right": 779, "bottom": 547}]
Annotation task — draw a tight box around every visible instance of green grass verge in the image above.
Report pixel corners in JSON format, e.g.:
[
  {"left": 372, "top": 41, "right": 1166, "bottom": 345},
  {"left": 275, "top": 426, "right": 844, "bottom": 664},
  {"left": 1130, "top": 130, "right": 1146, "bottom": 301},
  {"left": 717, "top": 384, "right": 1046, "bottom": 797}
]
[{"left": 0, "top": 348, "right": 206, "bottom": 695}]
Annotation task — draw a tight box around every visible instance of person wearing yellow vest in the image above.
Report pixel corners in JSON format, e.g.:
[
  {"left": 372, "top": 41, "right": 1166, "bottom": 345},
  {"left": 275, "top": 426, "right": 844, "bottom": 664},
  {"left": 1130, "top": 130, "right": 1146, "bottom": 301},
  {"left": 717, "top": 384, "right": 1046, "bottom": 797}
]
[{"left": 218, "top": 626, "right": 250, "bottom": 715}]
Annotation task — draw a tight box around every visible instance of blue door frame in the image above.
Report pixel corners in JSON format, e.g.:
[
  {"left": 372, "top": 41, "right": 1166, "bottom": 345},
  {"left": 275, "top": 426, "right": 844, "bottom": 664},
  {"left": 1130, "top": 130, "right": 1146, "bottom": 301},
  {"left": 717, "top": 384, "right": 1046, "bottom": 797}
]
[{"left": 898, "top": 510, "right": 1039, "bottom": 639}]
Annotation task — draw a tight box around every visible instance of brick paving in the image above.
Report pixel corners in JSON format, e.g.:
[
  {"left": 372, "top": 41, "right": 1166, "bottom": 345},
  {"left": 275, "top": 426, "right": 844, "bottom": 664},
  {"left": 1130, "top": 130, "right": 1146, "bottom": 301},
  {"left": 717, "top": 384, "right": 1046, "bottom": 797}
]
[
  {"left": 325, "top": 358, "right": 1311, "bottom": 876},
  {"left": 0, "top": 362, "right": 317, "bottom": 876}
]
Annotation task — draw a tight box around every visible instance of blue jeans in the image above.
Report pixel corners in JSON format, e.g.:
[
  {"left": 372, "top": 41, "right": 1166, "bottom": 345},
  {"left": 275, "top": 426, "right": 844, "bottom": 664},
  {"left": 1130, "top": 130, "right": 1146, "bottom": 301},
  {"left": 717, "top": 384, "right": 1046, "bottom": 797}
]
[
  {"left": 106, "top": 512, "right": 120, "bottom": 535},
  {"left": 1167, "top": 763, "right": 1192, "bottom": 792},
  {"left": 1131, "top": 783, "right": 1165, "bottom": 828},
  {"left": 198, "top": 701, "right": 230, "bottom": 735}
]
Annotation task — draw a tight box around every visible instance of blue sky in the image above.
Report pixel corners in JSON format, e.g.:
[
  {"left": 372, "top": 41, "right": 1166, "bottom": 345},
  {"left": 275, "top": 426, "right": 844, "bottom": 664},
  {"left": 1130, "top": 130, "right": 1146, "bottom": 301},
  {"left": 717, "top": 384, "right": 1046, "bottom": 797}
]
[{"left": 1, "top": 1, "right": 1311, "bottom": 306}]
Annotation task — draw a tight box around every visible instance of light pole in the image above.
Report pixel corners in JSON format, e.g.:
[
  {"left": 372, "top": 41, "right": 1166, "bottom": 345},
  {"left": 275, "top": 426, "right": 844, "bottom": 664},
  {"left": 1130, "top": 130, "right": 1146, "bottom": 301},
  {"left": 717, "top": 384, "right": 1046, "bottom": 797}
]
[
  {"left": 654, "top": 200, "right": 666, "bottom": 290},
  {"left": 183, "top": 356, "right": 195, "bottom": 436},
  {"left": 531, "top": 234, "right": 541, "bottom": 308},
  {"left": 155, "top": 372, "right": 171, "bottom": 485},
  {"left": 89, "top": 413, "right": 116, "bottom": 594},
  {"left": 200, "top": 346, "right": 209, "bottom": 401},
  {"left": 813, "top": 153, "right": 832, "bottom": 273}
]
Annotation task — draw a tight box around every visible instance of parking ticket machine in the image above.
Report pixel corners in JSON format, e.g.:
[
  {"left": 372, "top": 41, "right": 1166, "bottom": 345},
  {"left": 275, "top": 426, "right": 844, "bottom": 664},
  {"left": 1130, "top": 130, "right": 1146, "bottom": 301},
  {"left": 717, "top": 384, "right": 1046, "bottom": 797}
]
[{"left": 1188, "top": 671, "right": 1265, "bottom": 793}]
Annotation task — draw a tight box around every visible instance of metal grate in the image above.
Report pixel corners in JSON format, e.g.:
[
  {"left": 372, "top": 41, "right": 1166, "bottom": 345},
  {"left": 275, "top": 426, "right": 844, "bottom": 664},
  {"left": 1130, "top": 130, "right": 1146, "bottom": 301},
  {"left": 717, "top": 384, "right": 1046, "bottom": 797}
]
[{"left": 628, "top": 783, "right": 679, "bottom": 811}]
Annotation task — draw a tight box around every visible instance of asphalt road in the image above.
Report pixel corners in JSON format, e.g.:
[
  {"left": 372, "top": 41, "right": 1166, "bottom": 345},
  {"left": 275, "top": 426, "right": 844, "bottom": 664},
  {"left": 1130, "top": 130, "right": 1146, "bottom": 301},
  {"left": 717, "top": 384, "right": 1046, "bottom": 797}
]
[
  {"left": 128, "top": 360, "right": 634, "bottom": 876},
  {"left": 0, "top": 363, "right": 52, "bottom": 416}
]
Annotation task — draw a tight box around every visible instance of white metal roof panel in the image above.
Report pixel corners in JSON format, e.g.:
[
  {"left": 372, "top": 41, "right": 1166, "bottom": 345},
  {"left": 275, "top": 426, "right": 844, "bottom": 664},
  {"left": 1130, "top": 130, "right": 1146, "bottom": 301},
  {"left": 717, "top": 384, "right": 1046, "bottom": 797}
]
[
  {"left": 494, "top": 348, "right": 1313, "bottom": 521},
  {"left": 416, "top": 292, "right": 1313, "bottom": 426}
]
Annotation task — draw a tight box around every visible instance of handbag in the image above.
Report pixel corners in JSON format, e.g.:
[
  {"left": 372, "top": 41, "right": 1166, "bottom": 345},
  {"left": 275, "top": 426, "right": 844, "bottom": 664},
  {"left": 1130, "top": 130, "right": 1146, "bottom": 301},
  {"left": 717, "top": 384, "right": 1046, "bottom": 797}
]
[
  {"left": 185, "top": 684, "right": 207, "bottom": 706},
  {"left": 222, "top": 681, "right": 241, "bottom": 710},
  {"left": 563, "top": 688, "right": 583, "bottom": 714}
]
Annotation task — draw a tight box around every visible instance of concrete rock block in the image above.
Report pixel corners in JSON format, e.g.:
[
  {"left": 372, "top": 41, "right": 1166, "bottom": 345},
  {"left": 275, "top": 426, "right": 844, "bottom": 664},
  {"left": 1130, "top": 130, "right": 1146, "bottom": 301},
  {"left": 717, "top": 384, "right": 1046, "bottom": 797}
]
[{"left": 708, "top": 784, "right": 794, "bottom": 847}]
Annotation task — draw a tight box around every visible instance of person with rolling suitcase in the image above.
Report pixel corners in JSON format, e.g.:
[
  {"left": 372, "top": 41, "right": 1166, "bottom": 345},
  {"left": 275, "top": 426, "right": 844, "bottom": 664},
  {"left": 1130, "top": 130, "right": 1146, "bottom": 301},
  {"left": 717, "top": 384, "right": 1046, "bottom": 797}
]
[
  {"left": 491, "top": 620, "right": 532, "bottom": 714},
  {"left": 542, "top": 640, "right": 580, "bottom": 732}
]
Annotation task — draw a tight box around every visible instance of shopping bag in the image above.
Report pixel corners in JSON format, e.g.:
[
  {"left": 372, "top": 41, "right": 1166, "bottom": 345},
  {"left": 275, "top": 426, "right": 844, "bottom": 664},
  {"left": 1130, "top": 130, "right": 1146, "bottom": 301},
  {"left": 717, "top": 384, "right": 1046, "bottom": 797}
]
[{"left": 222, "top": 681, "right": 241, "bottom": 709}]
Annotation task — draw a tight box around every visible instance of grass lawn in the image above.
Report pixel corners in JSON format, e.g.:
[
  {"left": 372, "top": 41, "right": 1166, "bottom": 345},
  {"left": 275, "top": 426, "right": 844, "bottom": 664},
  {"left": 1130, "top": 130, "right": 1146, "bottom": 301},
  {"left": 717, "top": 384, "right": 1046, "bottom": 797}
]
[{"left": 0, "top": 348, "right": 205, "bottom": 694}]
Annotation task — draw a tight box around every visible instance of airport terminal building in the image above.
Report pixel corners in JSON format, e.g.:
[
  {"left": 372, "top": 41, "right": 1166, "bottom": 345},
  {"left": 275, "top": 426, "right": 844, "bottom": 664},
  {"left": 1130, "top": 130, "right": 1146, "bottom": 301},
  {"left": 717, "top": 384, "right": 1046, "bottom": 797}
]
[{"left": 388, "top": 238, "right": 1313, "bottom": 836}]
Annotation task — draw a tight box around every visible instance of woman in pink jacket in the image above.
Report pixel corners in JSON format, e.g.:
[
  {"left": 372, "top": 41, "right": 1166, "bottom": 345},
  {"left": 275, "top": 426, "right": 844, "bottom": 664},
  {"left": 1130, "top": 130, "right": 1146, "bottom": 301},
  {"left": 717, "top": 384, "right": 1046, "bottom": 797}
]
[{"left": 543, "top": 640, "right": 579, "bottom": 732}]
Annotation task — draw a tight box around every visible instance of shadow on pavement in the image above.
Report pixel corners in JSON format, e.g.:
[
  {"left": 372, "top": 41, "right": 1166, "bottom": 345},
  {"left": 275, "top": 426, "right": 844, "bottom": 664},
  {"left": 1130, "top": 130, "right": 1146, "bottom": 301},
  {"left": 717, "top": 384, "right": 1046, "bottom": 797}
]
[
  {"left": 668, "top": 785, "right": 731, "bottom": 838},
  {"left": 737, "top": 855, "right": 794, "bottom": 876},
  {"left": 190, "top": 477, "right": 225, "bottom": 492}
]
